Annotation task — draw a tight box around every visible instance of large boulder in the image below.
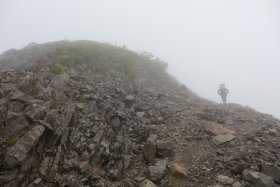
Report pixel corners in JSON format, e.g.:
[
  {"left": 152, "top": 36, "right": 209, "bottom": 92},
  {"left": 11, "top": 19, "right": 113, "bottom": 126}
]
[
  {"left": 4, "top": 125, "right": 45, "bottom": 167},
  {"left": 242, "top": 169, "right": 278, "bottom": 187},
  {"left": 204, "top": 122, "right": 235, "bottom": 135},
  {"left": 261, "top": 163, "right": 280, "bottom": 182},
  {"left": 5, "top": 112, "right": 29, "bottom": 138},
  {"left": 17, "top": 74, "right": 41, "bottom": 96},
  {"left": 47, "top": 102, "right": 76, "bottom": 146}
]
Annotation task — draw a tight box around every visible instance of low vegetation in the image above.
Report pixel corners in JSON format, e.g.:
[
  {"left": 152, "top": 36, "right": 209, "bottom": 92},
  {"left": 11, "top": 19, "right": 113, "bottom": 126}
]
[
  {"left": 7, "top": 137, "right": 17, "bottom": 146},
  {"left": 48, "top": 41, "right": 171, "bottom": 82},
  {"left": 49, "top": 65, "right": 64, "bottom": 74}
]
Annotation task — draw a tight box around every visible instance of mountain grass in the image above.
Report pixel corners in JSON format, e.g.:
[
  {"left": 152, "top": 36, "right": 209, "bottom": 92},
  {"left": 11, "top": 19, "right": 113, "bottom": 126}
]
[{"left": 49, "top": 41, "right": 170, "bottom": 82}]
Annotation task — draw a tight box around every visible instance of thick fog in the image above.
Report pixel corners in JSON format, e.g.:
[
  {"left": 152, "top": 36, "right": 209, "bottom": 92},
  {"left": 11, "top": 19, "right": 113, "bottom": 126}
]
[{"left": 1, "top": 0, "right": 280, "bottom": 118}]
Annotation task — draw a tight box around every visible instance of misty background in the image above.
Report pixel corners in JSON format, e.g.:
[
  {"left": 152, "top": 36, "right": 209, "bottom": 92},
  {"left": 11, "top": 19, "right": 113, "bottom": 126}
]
[{"left": 1, "top": 0, "right": 280, "bottom": 118}]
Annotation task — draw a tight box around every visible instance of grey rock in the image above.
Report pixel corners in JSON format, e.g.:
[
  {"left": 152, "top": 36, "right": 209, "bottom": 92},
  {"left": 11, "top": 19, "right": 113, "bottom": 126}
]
[
  {"left": 213, "top": 134, "right": 235, "bottom": 145},
  {"left": 125, "top": 95, "right": 135, "bottom": 102},
  {"left": 5, "top": 112, "right": 29, "bottom": 138},
  {"left": 232, "top": 181, "right": 243, "bottom": 187},
  {"left": 156, "top": 140, "right": 173, "bottom": 157},
  {"left": 78, "top": 161, "right": 90, "bottom": 173},
  {"left": 88, "top": 127, "right": 105, "bottom": 155},
  {"left": 136, "top": 112, "right": 145, "bottom": 118},
  {"left": 261, "top": 163, "right": 280, "bottom": 182},
  {"left": 123, "top": 179, "right": 136, "bottom": 187},
  {"left": 139, "top": 179, "right": 157, "bottom": 187},
  {"left": 93, "top": 178, "right": 107, "bottom": 187},
  {"left": 135, "top": 177, "right": 146, "bottom": 182},
  {"left": 33, "top": 178, "right": 42, "bottom": 185},
  {"left": 40, "top": 157, "right": 53, "bottom": 175},
  {"left": 216, "top": 175, "right": 234, "bottom": 185},
  {"left": 47, "top": 103, "right": 76, "bottom": 146},
  {"left": 143, "top": 134, "right": 157, "bottom": 163},
  {"left": 147, "top": 159, "right": 167, "bottom": 182},
  {"left": 4, "top": 125, "right": 45, "bottom": 167},
  {"left": 242, "top": 169, "right": 278, "bottom": 187},
  {"left": 107, "top": 168, "right": 121, "bottom": 181},
  {"left": 111, "top": 116, "right": 121, "bottom": 130},
  {"left": 122, "top": 155, "right": 131, "bottom": 170},
  {"left": 0, "top": 175, "right": 13, "bottom": 185},
  {"left": 169, "top": 163, "right": 189, "bottom": 177},
  {"left": 124, "top": 95, "right": 135, "bottom": 107}
]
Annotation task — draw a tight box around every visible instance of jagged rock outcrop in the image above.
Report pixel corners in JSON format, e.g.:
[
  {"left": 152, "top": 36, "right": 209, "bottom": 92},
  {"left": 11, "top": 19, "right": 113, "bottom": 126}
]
[
  {"left": 4, "top": 125, "right": 45, "bottom": 167},
  {"left": 0, "top": 41, "right": 280, "bottom": 187}
]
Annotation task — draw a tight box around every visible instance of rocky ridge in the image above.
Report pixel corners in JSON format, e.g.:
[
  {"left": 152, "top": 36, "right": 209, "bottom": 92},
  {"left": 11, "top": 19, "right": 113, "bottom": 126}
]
[{"left": 0, "top": 41, "right": 280, "bottom": 187}]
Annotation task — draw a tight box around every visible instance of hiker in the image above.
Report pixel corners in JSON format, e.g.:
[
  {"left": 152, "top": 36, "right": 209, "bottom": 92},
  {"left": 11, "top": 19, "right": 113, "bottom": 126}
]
[{"left": 218, "top": 84, "right": 229, "bottom": 104}]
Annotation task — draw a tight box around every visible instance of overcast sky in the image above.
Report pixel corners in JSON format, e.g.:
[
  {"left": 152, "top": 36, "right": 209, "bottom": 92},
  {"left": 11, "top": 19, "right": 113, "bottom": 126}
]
[{"left": 1, "top": 0, "right": 280, "bottom": 118}]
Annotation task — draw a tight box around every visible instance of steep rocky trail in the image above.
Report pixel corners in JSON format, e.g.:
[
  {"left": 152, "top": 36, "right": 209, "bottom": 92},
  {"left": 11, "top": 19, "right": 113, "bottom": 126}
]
[{"left": 0, "top": 41, "right": 280, "bottom": 187}]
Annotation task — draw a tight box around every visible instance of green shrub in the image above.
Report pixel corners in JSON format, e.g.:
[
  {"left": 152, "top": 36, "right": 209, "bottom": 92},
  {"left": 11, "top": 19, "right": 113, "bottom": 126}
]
[
  {"left": 49, "top": 65, "right": 64, "bottom": 74},
  {"left": 95, "top": 64, "right": 109, "bottom": 75},
  {"left": 44, "top": 41, "right": 173, "bottom": 84},
  {"left": 58, "top": 55, "right": 71, "bottom": 68},
  {"left": 7, "top": 137, "right": 17, "bottom": 146},
  {"left": 30, "top": 85, "right": 40, "bottom": 96},
  {"left": 122, "top": 75, "right": 135, "bottom": 84}
]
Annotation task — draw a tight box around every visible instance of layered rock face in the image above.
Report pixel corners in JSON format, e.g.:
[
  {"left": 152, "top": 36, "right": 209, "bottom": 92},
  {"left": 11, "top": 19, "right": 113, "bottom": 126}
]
[{"left": 0, "top": 41, "right": 280, "bottom": 187}]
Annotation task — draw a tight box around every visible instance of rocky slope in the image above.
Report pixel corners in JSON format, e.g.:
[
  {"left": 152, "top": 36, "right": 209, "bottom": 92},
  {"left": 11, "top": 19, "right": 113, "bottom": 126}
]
[{"left": 0, "top": 41, "right": 280, "bottom": 187}]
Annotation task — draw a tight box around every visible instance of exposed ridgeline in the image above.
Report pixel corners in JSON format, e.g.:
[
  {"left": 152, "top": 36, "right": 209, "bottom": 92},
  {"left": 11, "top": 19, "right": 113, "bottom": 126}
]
[
  {"left": 0, "top": 41, "right": 176, "bottom": 88},
  {"left": 0, "top": 41, "right": 280, "bottom": 187}
]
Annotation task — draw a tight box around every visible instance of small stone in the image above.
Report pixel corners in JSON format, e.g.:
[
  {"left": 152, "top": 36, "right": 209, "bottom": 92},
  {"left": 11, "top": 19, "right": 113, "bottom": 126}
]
[
  {"left": 139, "top": 179, "right": 157, "bottom": 187},
  {"left": 123, "top": 179, "right": 135, "bottom": 187},
  {"left": 135, "top": 177, "right": 146, "bottom": 182},
  {"left": 111, "top": 116, "right": 121, "bottom": 130},
  {"left": 213, "top": 134, "right": 235, "bottom": 145},
  {"left": 136, "top": 112, "right": 145, "bottom": 118},
  {"left": 147, "top": 134, "right": 157, "bottom": 143},
  {"left": 76, "top": 103, "right": 84, "bottom": 110},
  {"left": 122, "top": 155, "right": 131, "bottom": 169},
  {"left": 107, "top": 168, "right": 121, "bottom": 181},
  {"left": 147, "top": 160, "right": 167, "bottom": 182},
  {"left": 268, "top": 129, "right": 277, "bottom": 136},
  {"left": 208, "top": 184, "right": 223, "bottom": 187},
  {"left": 124, "top": 95, "right": 135, "bottom": 107},
  {"left": 216, "top": 175, "right": 234, "bottom": 185},
  {"left": 33, "top": 178, "right": 41, "bottom": 184},
  {"left": 40, "top": 157, "right": 53, "bottom": 175},
  {"left": 169, "top": 163, "right": 189, "bottom": 177},
  {"left": 143, "top": 134, "right": 157, "bottom": 163},
  {"left": 156, "top": 140, "right": 173, "bottom": 150},
  {"left": 125, "top": 95, "right": 135, "bottom": 101},
  {"left": 79, "top": 161, "right": 90, "bottom": 173},
  {"left": 232, "top": 181, "right": 243, "bottom": 187},
  {"left": 156, "top": 140, "right": 173, "bottom": 157}
]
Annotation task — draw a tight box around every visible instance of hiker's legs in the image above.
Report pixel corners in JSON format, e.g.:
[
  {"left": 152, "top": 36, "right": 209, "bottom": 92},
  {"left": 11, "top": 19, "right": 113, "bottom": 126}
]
[{"left": 221, "top": 95, "right": 227, "bottom": 104}]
